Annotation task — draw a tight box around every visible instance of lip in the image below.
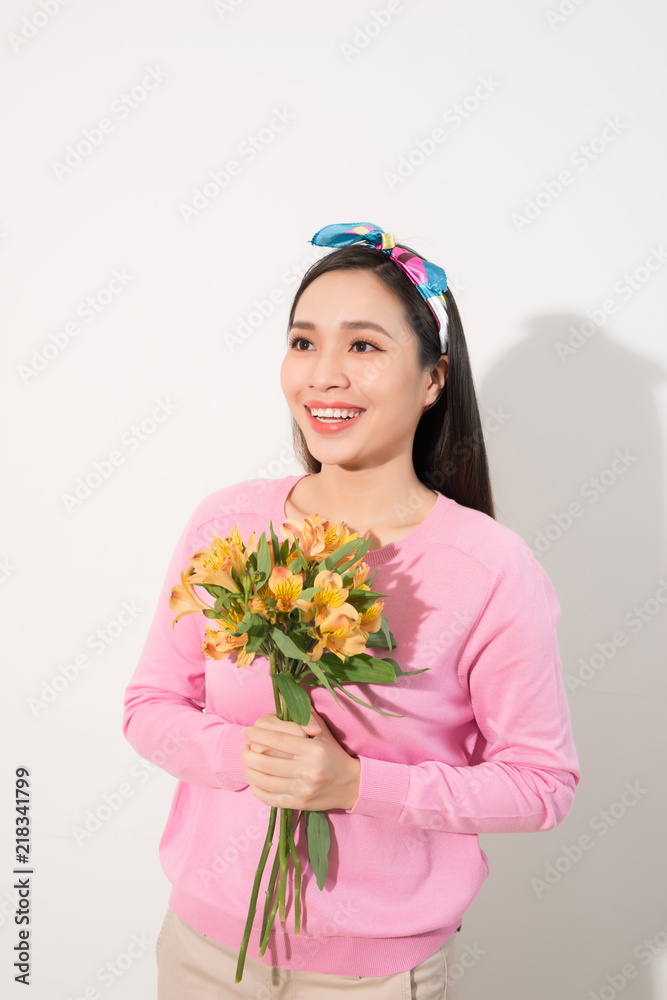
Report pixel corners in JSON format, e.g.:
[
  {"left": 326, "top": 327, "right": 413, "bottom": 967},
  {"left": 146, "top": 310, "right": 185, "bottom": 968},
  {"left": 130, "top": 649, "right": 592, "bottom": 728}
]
[
  {"left": 304, "top": 400, "right": 366, "bottom": 411},
  {"left": 304, "top": 404, "right": 365, "bottom": 435}
]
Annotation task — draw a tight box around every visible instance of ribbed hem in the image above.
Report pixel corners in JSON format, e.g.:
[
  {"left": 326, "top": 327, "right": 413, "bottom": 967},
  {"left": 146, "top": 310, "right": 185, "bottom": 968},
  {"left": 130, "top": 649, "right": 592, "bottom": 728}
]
[
  {"left": 168, "top": 887, "right": 460, "bottom": 976},
  {"left": 345, "top": 754, "right": 410, "bottom": 820},
  {"left": 216, "top": 723, "right": 250, "bottom": 786}
]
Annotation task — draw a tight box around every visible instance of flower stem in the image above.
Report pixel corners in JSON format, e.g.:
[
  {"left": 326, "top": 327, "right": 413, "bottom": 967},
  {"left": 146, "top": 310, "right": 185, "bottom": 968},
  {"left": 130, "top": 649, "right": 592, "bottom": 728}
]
[
  {"left": 234, "top": 805, "right": 277, "bottom": 984},
  {"left": 288, "top": 811, "right": 302, "bottom": 935},
  {"left": 259, "top": 837, "right": 282, "bottom": 946},
  {"left": 255, "top": 651, "right": 308, "bottom": 960},
  {"left": 258, "top": 878, "right": 280, "bottom": 957},
  {"left": 273, "top": 680, "right": 282, "bottom": 716},
  {"left": 277, "top": 806, "right": 289, "bottom": 923}
]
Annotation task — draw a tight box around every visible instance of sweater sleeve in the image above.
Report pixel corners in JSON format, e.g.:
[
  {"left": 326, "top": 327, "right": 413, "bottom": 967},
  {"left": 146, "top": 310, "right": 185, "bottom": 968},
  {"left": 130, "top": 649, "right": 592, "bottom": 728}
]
[
  {"left": 345, "top": 545, "right": 581, "bottom": 833},
  {"left": 122, "top": 498, "right": 249, "bottom": 790}
]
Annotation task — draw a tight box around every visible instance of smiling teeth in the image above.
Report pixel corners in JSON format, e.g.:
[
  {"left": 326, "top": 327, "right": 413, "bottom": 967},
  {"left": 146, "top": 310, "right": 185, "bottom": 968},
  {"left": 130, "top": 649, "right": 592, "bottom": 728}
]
[{"left": 309, "top": 407, "right": 362, "bottom": 419}]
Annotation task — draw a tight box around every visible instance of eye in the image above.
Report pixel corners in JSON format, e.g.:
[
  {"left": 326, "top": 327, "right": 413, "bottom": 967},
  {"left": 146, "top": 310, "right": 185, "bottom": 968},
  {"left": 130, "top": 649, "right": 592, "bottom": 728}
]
[
  {"left": 288, "top": 335, "right": 313, "bottom": 350},
  {"left": 287, "top": 335, "right": 382, "bottom": 352},
  {"left": 349, "top": 337, "right": 381, "bottom": 353}
]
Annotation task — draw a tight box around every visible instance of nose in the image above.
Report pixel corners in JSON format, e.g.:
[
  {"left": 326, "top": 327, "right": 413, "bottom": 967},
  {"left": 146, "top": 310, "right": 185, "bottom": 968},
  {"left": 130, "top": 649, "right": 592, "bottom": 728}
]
[{"left": 307, "top": 346, "right": 350, "bottom": 390}]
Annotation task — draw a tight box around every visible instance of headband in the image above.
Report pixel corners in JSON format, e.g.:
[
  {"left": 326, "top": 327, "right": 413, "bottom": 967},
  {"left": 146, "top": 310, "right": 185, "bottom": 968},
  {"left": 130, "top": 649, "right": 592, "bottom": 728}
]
[{"left": 309, "top": 222, "right": 449, "bottom": 354}]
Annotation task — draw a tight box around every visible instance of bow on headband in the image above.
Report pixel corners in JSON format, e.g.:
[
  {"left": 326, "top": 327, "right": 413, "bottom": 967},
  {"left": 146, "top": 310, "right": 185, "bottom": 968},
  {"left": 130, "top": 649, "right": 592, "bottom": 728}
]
[{"left": 309, "top": 222, "right": 449, "bottom": 354}]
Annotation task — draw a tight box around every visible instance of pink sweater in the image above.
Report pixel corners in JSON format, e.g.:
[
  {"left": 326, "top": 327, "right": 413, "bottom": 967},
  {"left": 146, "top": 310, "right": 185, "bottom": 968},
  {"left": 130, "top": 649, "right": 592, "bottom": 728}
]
[{"left": 122, "top": 474, "right": 580, "bottom": 976}]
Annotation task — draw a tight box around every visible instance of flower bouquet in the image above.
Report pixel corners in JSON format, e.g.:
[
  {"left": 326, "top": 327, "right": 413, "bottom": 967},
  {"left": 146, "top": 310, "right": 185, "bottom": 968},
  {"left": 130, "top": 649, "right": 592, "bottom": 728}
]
[{"left": 168, "top": 512, "right": 427, "bottom": 983}]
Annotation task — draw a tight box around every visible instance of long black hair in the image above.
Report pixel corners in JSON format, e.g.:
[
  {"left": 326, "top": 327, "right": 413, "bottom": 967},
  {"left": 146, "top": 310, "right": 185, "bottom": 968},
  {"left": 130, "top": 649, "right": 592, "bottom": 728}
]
[{"left": 286, "top": 242, "right": 495, "bottom": 519}]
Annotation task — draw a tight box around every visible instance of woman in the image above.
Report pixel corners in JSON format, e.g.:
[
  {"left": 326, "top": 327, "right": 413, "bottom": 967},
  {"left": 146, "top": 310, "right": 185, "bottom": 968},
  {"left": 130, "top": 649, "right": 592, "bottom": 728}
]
[{"left": 122, "top": 222, "right": 580, "bottom": 999}]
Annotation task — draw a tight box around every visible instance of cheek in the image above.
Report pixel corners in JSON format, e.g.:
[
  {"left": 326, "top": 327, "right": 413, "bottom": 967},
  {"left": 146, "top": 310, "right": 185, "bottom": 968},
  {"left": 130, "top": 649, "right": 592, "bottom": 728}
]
[
  {"left": 357, "top": 354, "right": 405, "bottom": 400},
  {"left": 280, "top": 356, "right": 299, "bottom": 398},
  {"left": 355, "top": 353, "right": 392, "bottom": 392}
]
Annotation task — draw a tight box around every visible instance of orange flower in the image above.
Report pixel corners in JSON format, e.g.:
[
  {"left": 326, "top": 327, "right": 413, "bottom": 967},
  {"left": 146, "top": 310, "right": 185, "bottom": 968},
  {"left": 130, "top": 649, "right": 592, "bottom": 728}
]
[
  {"left": 202, "top": 621, "right": 255, "bottom": 668},
  {"left": 226, "top": 526, "right": 258, "bottom": 576},
  {"left": 169, "top": 568, "right": 212, "bottom": 624},
  {"left": 358, "top": 599, "right": 384, "bottom": 635},
  {"left": 282, "top": 515, "right": 360, "bottom": 565},
  {"left": 188, "top": 536, "right": 241, "bottom": 593},
  {"left": 248, "top": 595, "right": 267, "bottom": 614},
  {"left": 295, "top": 569, "right": 359, "bottom": 625},
  {"left": 352, "top": 562, "right": 372, "bottom": 589},
  {"left": 322, "top": 520, "right": 361, "bottom": 567},
  {"left": 309, "top": 611, "right": 368, "bottom": 662},
  {"left": 268, "top": 565, "right": 303, "bottom": 612}
]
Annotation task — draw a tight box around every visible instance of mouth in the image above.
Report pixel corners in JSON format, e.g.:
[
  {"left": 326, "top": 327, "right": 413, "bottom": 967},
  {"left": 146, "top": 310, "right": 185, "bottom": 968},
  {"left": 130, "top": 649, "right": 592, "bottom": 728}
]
[{"left": 304, "top": 405, "right": 366, "bottom": 434}]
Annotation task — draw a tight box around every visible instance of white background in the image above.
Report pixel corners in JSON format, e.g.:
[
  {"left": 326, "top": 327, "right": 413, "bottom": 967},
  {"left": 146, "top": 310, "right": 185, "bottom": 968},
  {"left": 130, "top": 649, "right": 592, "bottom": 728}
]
[{"left": 2, "top": 0, "right": 666, "bottom": 997}]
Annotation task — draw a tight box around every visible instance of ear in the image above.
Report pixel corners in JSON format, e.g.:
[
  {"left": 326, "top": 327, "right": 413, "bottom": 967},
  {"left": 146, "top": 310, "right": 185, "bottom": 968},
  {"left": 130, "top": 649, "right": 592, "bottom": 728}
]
[{"left": 425, "top": 355, "right": 448, "bottom": 407}]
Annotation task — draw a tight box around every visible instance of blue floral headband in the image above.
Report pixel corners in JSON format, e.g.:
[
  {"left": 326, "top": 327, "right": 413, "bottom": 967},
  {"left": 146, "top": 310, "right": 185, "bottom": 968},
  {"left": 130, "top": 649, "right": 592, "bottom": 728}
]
[{"left": 309, "top": 222, "right": 449, "bottom": 354}]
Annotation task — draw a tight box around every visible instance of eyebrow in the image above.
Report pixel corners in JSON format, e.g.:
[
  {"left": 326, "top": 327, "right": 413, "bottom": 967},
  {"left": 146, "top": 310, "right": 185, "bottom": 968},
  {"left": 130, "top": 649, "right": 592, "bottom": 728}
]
[{"left": 289, "top": 320, "right": 393, "bottom": 339}]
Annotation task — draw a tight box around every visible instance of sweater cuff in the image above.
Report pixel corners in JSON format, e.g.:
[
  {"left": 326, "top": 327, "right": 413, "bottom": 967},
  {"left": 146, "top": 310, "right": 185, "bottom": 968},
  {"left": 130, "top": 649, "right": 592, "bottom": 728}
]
[
  {"left": 215, "top": 723, "right": 250, "bottom": 786},
  {"left": 344, "top": 755, "right": 411, "bottom": 821}
]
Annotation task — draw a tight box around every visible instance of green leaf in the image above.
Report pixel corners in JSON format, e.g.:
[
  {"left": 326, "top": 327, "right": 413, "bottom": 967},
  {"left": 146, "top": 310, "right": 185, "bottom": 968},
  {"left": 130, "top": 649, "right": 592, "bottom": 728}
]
[
  {"left": 273, "top": 673, "right": 312, "bottom": 726},
  {"left": 269, "top": 520, "right": 281, "bottom": 565},
  {"left": 327, "top": 677, "right": 406, "bottom": 718},
  {"left": 345, "top": 588, "right": 386, "bottom": 600},
  {"left": 202, "top": 608, "right": 222, "bottom": 619},
  {"left": 320, "top": 652, "right": 397, "bottom": 685},
  {"left": 333, "top": 547, "right": 371, "bottom": 575},
  {"left": 245, "top": 621, "right": 270, "bottom": 653},
  {"left": 305, "top": 811, "right": 330, "bottom": 890},
  {"left": 298, "top": 655, "right": 340, "bottom": 706},
  {"left": 321, "top": 535, "right": 368, "bottom": 572},
  {"left": 364, "top": 625, "right": 397, "bottom": 650},
  {"left": 255, "top": 533, "right": 272, "bottom": 587},
  {"left": 234, "top": 611, "right": 262, "bottom": 636},
  {"left": 298, "top": 587, "right": 319, "bottom": 601},
  {"left": 292, "top": 537, "right": 309, "bottom": 573},
  {"left": 388, "top": 661, "right": 431, "bottom": 679},
  {"left": 213, "top": 595, "right": 229, "bottom": 615},
  {"left": 379, "top": 613, "right": 394, "bottom": 652},
  {"left": 374, "top": 655, "right": 430, "bottom": 679},
  {"left": 270, "top": 628, "right": 312, "bottom": 664}
]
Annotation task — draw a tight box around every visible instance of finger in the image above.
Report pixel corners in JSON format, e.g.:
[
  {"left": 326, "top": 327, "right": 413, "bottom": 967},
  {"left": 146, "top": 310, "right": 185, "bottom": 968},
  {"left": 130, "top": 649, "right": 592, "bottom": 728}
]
[
  {"left": 251, "top": 717, "right": 313, "bottom": 739},
  {"left": 305, "top": 706, "right": 324, "bottom": 732},
  {"left": 247, "top": 782, "right": 294, "bottom": 810},
  {"left": 242, "top": 750, "right": 297, "bottom": 781},
  {"left": 243, "top": 725, "right": 315, "bottom": 757},
  {"left": 249, "top": 743, "right": 295, "bottom": 759}
]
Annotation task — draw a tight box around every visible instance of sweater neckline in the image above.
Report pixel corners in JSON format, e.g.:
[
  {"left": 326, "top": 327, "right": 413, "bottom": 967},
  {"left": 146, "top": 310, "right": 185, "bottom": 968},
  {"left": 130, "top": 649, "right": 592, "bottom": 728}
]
[{"left": 269, "top": 474, "right": 451, "bottom": 565}]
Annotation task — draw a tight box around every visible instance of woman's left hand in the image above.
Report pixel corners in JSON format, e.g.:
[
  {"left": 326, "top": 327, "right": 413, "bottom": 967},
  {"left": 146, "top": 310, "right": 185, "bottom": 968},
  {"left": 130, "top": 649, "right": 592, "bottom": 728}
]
[{"left": 241, "top": 707, "right": 361, "bottom": 812}]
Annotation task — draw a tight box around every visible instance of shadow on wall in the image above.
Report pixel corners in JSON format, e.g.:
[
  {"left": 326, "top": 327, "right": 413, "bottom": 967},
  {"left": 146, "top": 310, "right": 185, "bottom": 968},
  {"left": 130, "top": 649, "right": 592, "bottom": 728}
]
[{"left": 461, "top": 313, "right": 667, "bottom": 1000}]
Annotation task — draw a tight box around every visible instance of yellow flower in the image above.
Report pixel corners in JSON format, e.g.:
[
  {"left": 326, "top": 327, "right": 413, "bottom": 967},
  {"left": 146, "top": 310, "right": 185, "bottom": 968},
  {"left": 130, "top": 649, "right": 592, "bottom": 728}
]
[
  {"left": 268, "top": 565, "right": 303, "bottom": 612},
  {"left": 309, "top": 611, "right": 368, "bottom": 662},
  {"left": 358, "top": 599, "right": 384, "bottom": 634},
  {"left": 295, "top": 569, "right": 359, "bottom": 626},
  {"left": 227, "top": 526, "right": 258, "bottom": 576},
  {"left": 282, "top": 515, "right": 360, "bottom": 565},
  {"left": 202, "top": 626, "right": 255, "bottom": 667},
  {"left": 281, "top": 514, "right": 328, "bottom": 561},
  {"left": 188, "top": 536, "right": 241, "bottom": 593},
  {"left": 169, "top": 568, "right": 212, "bottom": 625},
  {"left": 248, "top": 595, "right": 267, "bottom": 614},
  {"left": 202, "top": 605, "right": 253, "bottom": 666},
  {"left": 352, "top": 562, "right": 372, "bottom": 589}
]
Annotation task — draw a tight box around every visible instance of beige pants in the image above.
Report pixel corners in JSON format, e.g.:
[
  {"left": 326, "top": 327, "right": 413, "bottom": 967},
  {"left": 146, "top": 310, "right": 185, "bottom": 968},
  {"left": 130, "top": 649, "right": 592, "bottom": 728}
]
[{"left": 156, "top": 908, "right": 459, "bottom": 999}]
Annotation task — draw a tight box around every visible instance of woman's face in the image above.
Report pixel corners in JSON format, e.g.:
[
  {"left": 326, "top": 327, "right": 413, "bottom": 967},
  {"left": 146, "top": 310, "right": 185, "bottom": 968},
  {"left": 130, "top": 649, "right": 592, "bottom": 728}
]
[{"left": 280, "top": 268, "right": 445, "bottom": 471}]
